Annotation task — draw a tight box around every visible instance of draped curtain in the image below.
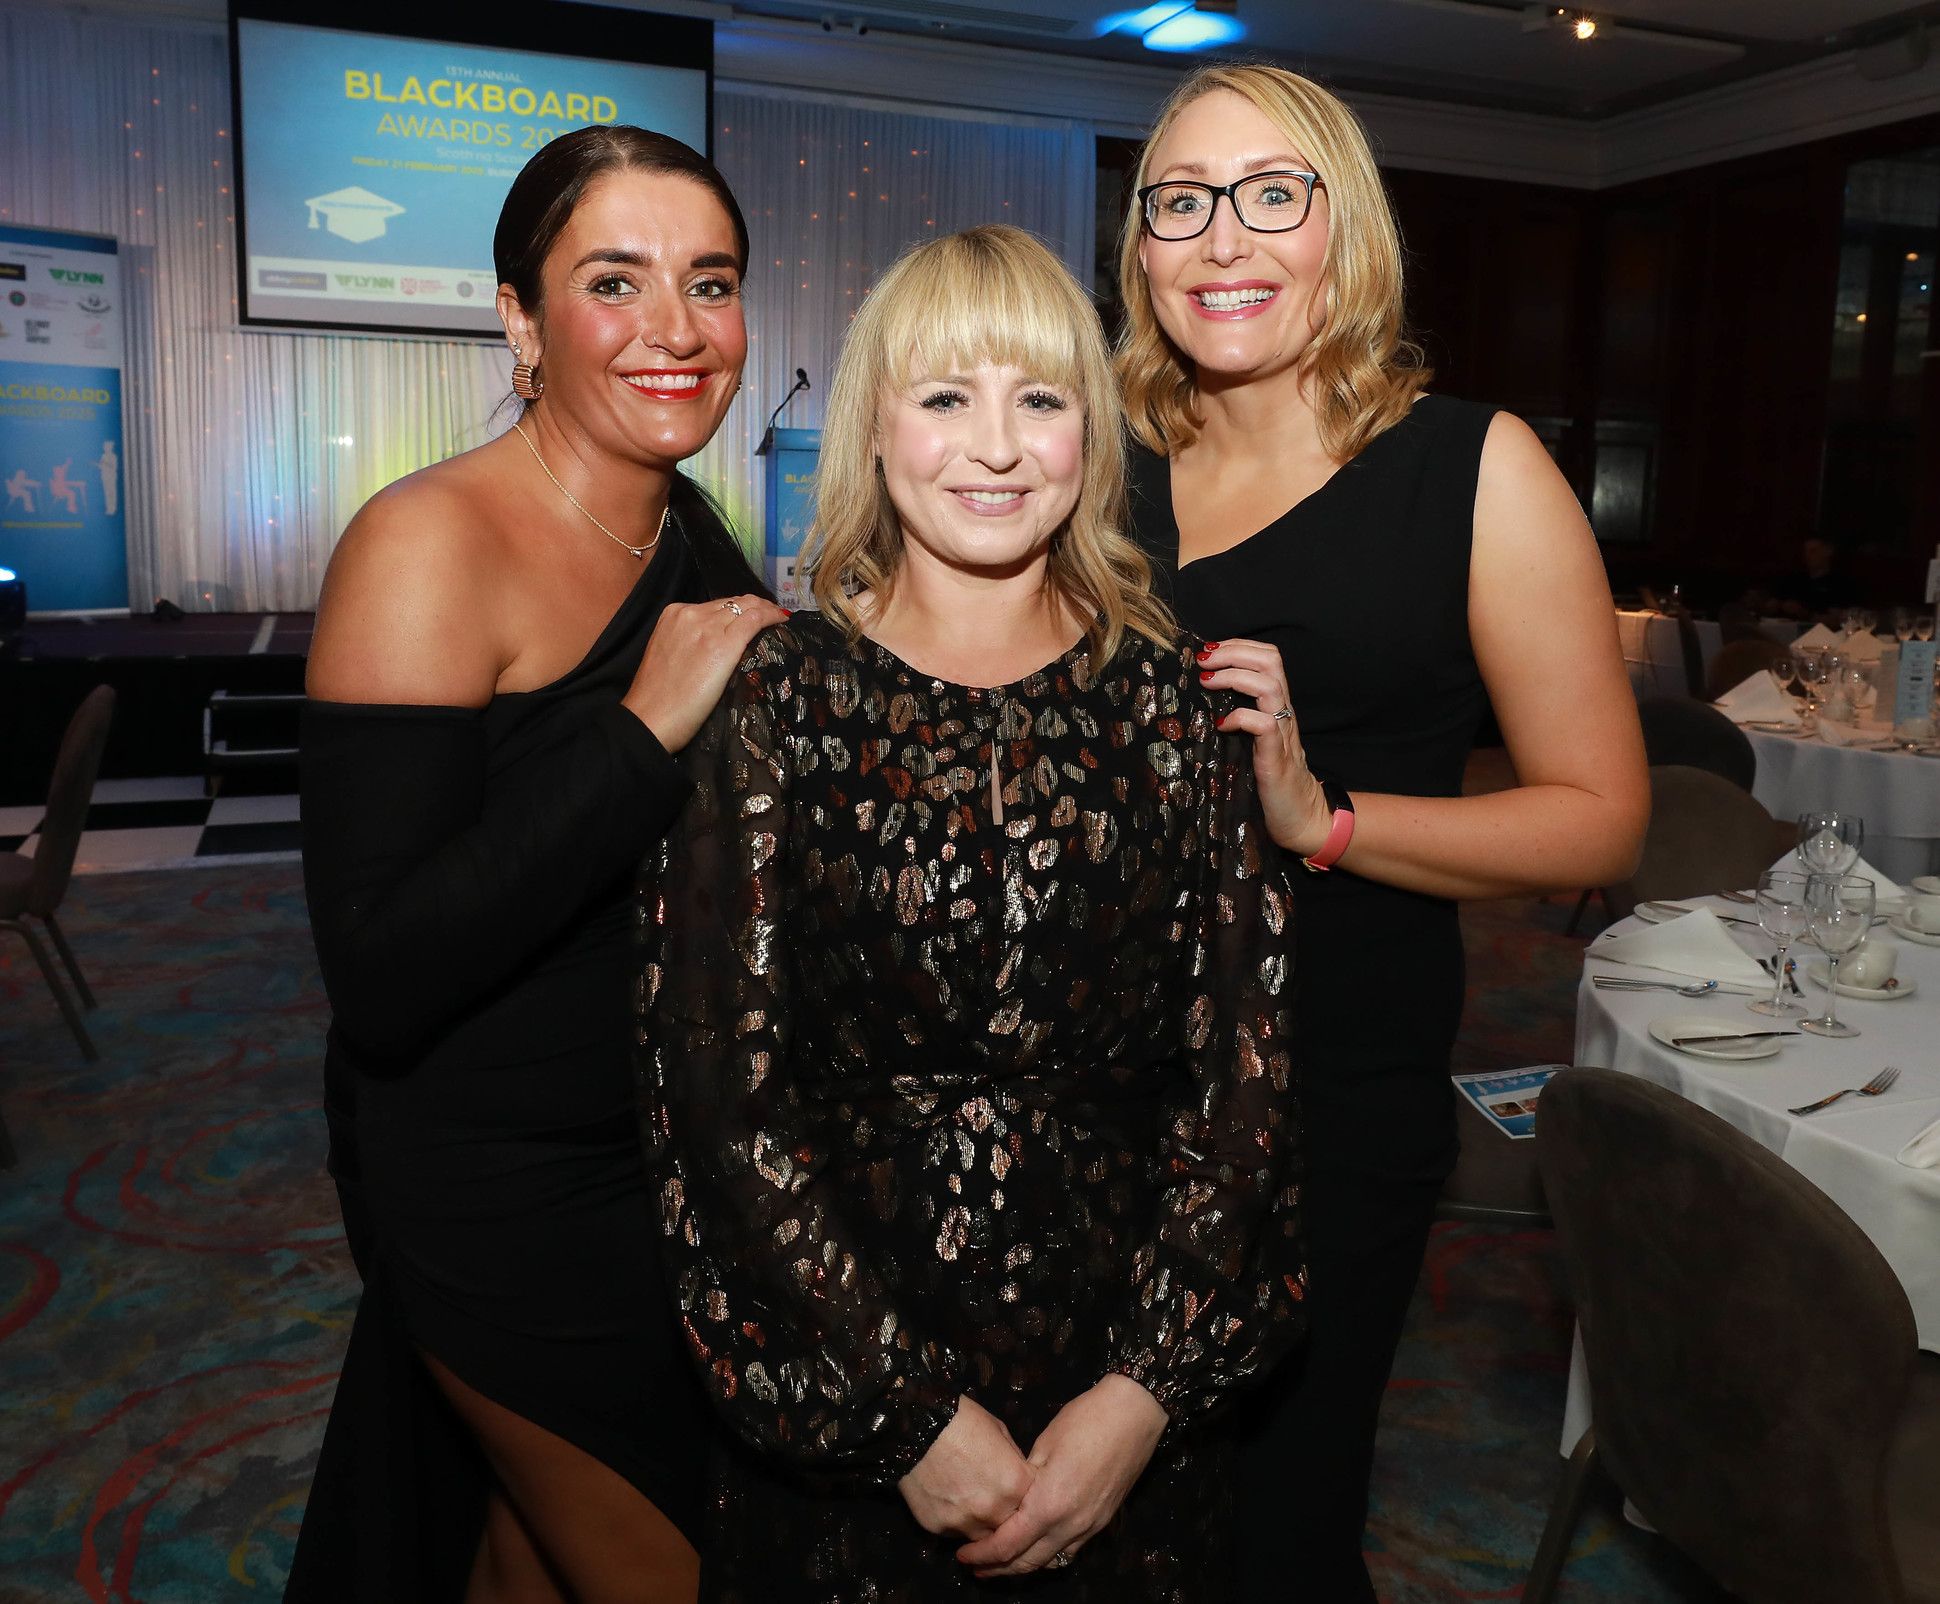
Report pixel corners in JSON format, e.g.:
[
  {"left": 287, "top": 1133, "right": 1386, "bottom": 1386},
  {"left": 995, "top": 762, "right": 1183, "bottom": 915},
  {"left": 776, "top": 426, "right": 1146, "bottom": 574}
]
[{"left": 0, "top": 5, "right": 1095, "bottom": 611}]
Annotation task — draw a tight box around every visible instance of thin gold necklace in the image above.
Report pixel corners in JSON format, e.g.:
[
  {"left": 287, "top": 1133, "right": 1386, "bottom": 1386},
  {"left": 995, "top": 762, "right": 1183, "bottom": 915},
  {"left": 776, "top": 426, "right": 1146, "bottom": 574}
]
[{"left": 511, "top": 420, "right": 664, "bottom": 560}]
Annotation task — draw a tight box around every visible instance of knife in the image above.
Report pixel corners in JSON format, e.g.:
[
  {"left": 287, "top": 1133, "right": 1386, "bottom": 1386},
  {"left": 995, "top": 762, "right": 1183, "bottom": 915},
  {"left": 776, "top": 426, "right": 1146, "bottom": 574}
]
[{"left": 1670, "top": 1030, "right": 1801, "bottom": 1047}]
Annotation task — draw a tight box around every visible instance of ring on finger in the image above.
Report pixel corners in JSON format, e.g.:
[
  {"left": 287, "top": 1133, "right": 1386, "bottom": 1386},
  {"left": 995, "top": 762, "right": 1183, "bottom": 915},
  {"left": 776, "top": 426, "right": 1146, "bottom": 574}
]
[
  {"left": 1272, "top": 707, "right": 1294, "bottom": 723},
  {"left": 1046, "top": 1550, "right": 1074, "bottom": 1569},
  {"left": 720, "top": 600, "right": 744, "bottom": 617}
]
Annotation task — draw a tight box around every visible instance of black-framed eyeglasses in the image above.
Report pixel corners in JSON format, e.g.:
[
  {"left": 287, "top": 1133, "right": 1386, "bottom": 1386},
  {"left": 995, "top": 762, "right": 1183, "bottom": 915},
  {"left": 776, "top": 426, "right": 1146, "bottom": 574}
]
[{"left": 1137, "top": 171, "right": 1324, "bottom": 241}]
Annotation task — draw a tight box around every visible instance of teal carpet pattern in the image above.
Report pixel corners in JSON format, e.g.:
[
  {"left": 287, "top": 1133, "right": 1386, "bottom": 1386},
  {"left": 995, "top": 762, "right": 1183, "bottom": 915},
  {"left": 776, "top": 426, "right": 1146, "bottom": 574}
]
[{"left": 0, "top": 869, "right": 1723, "bottom": 1601}]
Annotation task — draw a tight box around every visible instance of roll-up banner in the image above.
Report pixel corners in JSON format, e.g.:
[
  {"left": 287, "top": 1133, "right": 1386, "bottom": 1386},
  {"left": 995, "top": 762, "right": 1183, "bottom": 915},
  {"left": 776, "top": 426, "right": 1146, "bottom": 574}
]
[{"left": 0, "top": 225, "right": 128, "bottom": 614}]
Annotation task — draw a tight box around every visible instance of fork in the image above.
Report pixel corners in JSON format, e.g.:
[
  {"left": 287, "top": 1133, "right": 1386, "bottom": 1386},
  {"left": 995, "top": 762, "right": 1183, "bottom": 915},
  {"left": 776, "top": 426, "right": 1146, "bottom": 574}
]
[{"left": 1787, "top": 1066, "right": 1900, "bottom": 1117}]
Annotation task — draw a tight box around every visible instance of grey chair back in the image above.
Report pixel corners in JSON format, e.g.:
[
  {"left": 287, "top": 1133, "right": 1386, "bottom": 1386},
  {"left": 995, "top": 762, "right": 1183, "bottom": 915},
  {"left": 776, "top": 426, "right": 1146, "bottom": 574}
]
[
  {"left": 1637, "top": 696, "right": 1756, "bottom": 792},
  {"left": 1537, "top": 1070, "right": 1918, "bottom": 1604},
  {"left": 25, "top": 685, "right": 115, "bottom": 914},
  {"left": 1707, "top": 637, "right": 1795, "bottom": 703},
  {"left": 1603, "top": 764, "right": 1777, "bottom": 921}
]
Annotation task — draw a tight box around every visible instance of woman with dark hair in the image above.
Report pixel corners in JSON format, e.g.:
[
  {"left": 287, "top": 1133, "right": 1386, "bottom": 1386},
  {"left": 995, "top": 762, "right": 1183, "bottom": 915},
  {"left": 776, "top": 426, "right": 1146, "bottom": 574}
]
[
  {"left": 286, "top": 127, "right": 783, "bottom": 1604},
  {"left": 1116, "top": 67, "right": 1647, "bottom": 1600}
]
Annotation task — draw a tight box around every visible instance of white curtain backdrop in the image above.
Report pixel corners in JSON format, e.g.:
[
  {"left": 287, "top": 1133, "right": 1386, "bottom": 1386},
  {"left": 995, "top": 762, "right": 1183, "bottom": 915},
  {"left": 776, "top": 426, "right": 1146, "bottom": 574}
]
[{"left": 0, "top": 5, "right": 1095, "bottom": 611}]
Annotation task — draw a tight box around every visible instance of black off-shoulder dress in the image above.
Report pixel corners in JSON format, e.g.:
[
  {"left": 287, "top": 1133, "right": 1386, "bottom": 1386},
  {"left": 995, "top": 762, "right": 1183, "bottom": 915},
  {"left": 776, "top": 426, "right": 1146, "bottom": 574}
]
[
  {"left": 635, "top": 614, "right": 1307, "bottom": 1604},
  {"left": 286, "top": 492, "right": 758, "bottom": 1602}
]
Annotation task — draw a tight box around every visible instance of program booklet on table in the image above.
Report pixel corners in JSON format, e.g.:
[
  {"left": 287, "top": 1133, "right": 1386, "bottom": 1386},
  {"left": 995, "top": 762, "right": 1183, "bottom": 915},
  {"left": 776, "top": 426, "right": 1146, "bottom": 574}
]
[{"left": 1453, "top": 1066, "right": 1567, "bottom": 1139}]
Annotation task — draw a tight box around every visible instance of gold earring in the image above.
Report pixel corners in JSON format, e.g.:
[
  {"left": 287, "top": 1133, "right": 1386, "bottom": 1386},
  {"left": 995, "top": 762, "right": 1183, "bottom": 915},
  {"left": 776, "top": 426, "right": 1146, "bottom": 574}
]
[{"left": 510, "top": 341, "right": 543, "bottom": 400}]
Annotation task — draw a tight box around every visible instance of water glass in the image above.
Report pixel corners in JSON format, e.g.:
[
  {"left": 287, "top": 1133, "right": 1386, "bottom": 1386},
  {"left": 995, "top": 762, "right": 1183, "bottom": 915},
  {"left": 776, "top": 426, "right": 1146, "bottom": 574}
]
[
  {"left": 1767, "top": 656, "right": 1798, "bottom": 699},
  {"left": 1796, "top": 811, "right": 1863, "bottom": 875},
  {"left": 1801, "top": 873, "right": 1875, "bottom": 1038},
  {"left": 1750, "top": 870, "right": 1809, "bottom": 1018}
]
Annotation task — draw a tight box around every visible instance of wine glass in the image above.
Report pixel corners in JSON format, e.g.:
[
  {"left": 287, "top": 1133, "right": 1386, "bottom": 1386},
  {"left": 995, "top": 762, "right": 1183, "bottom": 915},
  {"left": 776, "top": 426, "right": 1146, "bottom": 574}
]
[
  {"left": 1750, "top": 869, "right": 1809, "bottom": 1019},
  {"left": 1916, "top": 614, "right": 1936, "bottom": 642},
  {"left": 1767, "top": 655, "right": 1798, "bottom": 700},
  {"left": 1842, "top": 607, "right": 1866, "bottom": 640},
  {"left": 1893, "top": 607, "right": 1915, "bottom": 644},
  {"left": 1795, "top": 811, "right": 1863, "bottom": 875},
  {"left": 1800, "top": 873, "right": 1875, "bottom": 1039},
  {"left": 1858, "top": 607, "right": 1878, "bottom": 635}
]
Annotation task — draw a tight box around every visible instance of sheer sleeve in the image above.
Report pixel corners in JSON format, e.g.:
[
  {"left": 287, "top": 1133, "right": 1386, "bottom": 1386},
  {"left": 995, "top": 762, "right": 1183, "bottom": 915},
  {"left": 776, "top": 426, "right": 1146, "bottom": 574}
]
[
  {"left": 301, "top": 700, "right": 691, "bottom": 1063},
  {"left": 636, "top": 639, "right": 963, "bottom": 1485},
  {"left": 1106, "top": 737, "right": 1306, "bottom": 1423}
]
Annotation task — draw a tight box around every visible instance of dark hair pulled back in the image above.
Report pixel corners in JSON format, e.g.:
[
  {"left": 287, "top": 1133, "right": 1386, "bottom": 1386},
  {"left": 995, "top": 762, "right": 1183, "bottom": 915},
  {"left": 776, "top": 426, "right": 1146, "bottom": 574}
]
[{"left": 493, "top": 124, "right": 748, "bottom": 318}]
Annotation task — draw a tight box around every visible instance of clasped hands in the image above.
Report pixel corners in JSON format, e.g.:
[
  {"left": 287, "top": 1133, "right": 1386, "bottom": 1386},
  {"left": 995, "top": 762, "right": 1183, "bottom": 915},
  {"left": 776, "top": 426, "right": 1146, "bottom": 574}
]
[{"left": 897, "top": 1376, "right": 1169, "bottom": 1578}]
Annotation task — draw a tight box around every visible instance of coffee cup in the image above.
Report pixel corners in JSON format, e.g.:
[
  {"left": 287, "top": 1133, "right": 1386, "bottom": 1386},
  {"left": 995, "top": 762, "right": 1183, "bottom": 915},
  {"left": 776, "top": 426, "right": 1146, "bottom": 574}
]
[
  {"left": 1843, "top": 937, "right": 1898, "bottom": 989},
  {"left": 1905, "top": 896, "right": 1940, "bottom": 934}
]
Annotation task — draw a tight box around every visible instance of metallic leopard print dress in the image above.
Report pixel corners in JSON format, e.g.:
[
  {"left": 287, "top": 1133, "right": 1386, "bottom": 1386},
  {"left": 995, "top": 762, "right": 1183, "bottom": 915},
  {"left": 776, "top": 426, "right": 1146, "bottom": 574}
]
[{"left": 636, "top": 614, "right": 1306, "bottom": 1602}]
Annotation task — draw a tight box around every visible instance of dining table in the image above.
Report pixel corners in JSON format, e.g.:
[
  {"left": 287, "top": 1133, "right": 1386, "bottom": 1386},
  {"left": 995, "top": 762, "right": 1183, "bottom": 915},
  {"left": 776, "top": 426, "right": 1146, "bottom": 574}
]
[
  {"left": 1616, "top": 609, "right": 1722, "bottom": 698},
  {"left": 1742, "top": 722, "right": 1940, "bottom": 883},
  {"left": 1560, "top": 890, "right": 1940, "bottom": 1451}
]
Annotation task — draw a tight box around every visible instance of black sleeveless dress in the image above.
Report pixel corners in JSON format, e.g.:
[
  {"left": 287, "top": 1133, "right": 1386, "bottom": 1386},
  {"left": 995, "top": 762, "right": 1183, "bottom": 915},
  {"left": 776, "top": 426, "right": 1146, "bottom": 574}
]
[
  {"left": 286, "top": 488, "right": 759, "bottom": 1602},
  {"left": 1126, "top": 393, "right": 1496, "bottom": 1600}
]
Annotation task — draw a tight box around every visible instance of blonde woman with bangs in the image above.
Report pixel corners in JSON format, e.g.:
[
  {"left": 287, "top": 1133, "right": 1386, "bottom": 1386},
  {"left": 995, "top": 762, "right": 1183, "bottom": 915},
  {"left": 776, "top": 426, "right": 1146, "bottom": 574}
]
[
  {"left": 635, "top": 224, "right": 1306, "bottom": 1600},
  {"left": 1117, "top": 64, "right": 1648, "bottom": 1599}
]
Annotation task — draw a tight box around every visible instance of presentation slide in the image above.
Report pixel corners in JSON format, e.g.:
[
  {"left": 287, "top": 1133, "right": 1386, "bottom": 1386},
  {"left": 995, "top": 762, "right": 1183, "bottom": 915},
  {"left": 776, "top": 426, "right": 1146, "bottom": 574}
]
[{"left": 234, "top": 18, "right": 708, "bottom": 335}]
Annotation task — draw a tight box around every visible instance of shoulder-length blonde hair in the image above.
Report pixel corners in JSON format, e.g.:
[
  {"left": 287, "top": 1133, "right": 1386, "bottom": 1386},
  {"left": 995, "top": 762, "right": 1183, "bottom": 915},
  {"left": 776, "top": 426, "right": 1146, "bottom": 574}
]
[
  {"left": 805, "top": 223, "right": 1174, "bottom": 667},
  {"left": 1116, "top": 64, "right": 1429, "bottom": 462}
]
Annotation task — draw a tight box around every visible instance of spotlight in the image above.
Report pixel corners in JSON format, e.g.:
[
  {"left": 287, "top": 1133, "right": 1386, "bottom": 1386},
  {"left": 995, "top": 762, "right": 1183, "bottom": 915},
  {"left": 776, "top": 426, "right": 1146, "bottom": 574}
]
[
  {"left": 1572, "top": 14, "right": 1598, "bottom": 39},
  {"left": 0, "top": 566, "right": 25, "bottom": 632}
]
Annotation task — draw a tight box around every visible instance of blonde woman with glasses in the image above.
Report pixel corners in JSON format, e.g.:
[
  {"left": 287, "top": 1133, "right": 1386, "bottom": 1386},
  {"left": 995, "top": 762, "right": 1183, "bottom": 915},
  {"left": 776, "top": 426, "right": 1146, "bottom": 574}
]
[
  {"left": 1117, "top": 64, "right": 1648, "bottom": 1600},
  {"left": 635, "top": 225, "right": 1305, "bottom": 1600}
]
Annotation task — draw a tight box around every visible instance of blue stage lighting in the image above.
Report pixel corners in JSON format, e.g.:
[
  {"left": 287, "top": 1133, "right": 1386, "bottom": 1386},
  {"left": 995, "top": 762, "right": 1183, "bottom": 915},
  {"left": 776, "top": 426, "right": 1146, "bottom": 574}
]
[
  {"left": 0, "top": 566, "right": 24, "bottom": 631},
  {"left": 1142, "top": 8, "right": 1246, "bottom": 50}
]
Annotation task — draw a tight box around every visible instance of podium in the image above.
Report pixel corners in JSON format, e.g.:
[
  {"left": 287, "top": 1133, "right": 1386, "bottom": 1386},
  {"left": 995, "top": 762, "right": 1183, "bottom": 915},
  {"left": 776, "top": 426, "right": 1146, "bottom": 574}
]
[{"left": 758, "top": 427, "right": 819, "bottom": 609}]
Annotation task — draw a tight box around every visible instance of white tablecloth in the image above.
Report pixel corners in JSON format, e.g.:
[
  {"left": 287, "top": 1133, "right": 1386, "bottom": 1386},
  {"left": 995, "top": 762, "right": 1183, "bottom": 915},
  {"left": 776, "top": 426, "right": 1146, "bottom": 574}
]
[
  {"left": 1616, "top": 610, "right": 1722, "bottom": 698},
  {"left": 1562, "top": 898, "right": 1940, "bottom": 1447},
  {"left": 1745, "top": 729, "right": 1940, "bottom": 882}
]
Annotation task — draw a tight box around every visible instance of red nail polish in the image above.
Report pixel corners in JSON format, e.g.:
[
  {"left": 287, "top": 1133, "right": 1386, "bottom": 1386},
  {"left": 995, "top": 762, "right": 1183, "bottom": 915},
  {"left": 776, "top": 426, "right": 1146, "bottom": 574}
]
[
  {"left": 1199, "top": 670, "right": 1212, "bottom": 681},
  {"left": 782, "top": 609, "right": 793, "bottom": 618},
  {"left": 1203, "top": 640, "right": 1220, "bottom": 651}
]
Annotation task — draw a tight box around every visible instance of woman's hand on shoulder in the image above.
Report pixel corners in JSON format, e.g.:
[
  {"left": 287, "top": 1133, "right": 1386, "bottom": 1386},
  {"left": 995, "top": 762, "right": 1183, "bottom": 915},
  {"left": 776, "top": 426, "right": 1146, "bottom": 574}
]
[
  {"left": 306, "top": 474, "right": 501, "bottom": 708},
  {"left": 1198, "top": 637, "right": 1332, "bottom": 856},
  {"left": 622, "top": 594, "right": 790, "bottom": 753}
]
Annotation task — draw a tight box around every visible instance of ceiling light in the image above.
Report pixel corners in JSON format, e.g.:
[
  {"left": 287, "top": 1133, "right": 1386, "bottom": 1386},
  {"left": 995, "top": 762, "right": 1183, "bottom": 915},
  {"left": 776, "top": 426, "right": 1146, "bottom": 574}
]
[
  {"left": 1099, "top": 1, "right": 1244, "bottom": 52},
  {"left": 1572, "top": 15, "right": 1597, "bottom": 40}
]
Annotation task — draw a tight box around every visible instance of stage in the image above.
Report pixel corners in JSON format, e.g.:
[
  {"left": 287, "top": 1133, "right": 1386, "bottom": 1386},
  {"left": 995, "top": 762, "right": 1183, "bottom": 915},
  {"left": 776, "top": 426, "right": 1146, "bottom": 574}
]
[{"left": 2, "top": 613, "right": 312, "bottom": 807}]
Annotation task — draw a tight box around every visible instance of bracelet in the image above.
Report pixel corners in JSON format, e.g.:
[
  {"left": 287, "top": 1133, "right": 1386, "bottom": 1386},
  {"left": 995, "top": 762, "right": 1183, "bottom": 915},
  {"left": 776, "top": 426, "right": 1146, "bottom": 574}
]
[{"left": 1301, "top": 778, "right": 1356, "bottom": 873}]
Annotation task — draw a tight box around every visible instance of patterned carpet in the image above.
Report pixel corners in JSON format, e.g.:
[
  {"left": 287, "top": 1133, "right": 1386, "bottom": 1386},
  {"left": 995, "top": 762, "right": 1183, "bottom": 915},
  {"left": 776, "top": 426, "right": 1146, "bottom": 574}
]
[{"left": 0, "top": 867, "right": 1727, "bottom": 1602}]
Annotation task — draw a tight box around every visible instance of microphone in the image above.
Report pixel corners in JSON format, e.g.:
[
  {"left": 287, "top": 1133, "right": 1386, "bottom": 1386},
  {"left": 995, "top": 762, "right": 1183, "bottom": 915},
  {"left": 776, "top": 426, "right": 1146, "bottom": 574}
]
[{"left": 758, "top": 367, "right": 811, "bottom": 454}]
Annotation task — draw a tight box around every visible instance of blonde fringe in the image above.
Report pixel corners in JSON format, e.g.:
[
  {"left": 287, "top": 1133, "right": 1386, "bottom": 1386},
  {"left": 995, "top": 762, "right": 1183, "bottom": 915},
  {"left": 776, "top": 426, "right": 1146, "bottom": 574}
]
[{"left": 804, "top": 224, "right": 1175, "bottom": 668}]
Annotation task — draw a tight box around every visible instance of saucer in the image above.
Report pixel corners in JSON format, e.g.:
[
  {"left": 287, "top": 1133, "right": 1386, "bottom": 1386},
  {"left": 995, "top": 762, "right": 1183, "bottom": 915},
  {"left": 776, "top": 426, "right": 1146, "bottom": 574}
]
[
  {"left": 1911, "top": 875, "right": 1940, "bottom": 896},
  {"left": 1647, "top": 1014, "right": 1785, "bottom": 1061},
  {"left": 1634, "top": 900, "right": 1691, "bottom": 925},
  {"left": 1888, "top": 915, "right": 1940, "bottom": 948},
  {"left": 1804, "top": 962, "right": 1917, "bottom": 1001},
  {"left": 1745, "top": 720, "right": 1801, "bottom": 734}
]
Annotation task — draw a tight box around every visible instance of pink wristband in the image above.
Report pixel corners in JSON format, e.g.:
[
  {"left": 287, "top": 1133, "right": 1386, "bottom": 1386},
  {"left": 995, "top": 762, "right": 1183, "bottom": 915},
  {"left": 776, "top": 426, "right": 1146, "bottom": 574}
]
[{"left": 1301, "top": 805, "right": 1356, "bottom": 873}]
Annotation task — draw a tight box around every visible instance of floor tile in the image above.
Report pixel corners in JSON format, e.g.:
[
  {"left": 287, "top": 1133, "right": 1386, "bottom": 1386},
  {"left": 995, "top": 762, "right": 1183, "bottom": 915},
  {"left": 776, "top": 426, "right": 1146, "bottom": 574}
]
[
  {"left": 195, "top": 821, "right": 302, "bottom": 857},
  {"left": 92, "top": 776, "right": 208, "bottom": 804},
  {"left": 205, "top": 793, "right": 300, "bottom": 827},
  {"left": 70, "top": 827, "right": 208, "bottom": 871},
  {"left": 82, "top": 800, "right": 212, "bottom": 832}
]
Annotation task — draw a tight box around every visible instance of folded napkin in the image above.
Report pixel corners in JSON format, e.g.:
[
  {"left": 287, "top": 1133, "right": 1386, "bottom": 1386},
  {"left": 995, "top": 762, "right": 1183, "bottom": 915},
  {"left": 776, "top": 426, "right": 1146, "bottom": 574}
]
[
  {"left": 1794, "top": 622, "right": 1841, "bottom": 651},
  {"left": 1764, "top": 847, "right": 1904, "bottom": 905},
  {"left": 1815, "top": 718, "right": 1863, "bottom": 747},
  {"left": 1714, "top": 673, "right": 1801, "bottom": 726},
  {"left": 1591, "top": 909, "right": 1771, "bottom": 985},
  {"left": 1899, "top": 1114, "right": 1940, "bottom": 1170},
  {"left": 1842, "top": 633, "right": 1884, "bottom": 662}
]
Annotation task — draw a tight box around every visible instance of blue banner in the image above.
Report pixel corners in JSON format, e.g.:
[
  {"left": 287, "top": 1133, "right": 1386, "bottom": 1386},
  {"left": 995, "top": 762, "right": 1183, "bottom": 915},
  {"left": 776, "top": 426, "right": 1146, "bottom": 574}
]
[{"left": 0, "top": 226, "right": 127, "bottom": 613}]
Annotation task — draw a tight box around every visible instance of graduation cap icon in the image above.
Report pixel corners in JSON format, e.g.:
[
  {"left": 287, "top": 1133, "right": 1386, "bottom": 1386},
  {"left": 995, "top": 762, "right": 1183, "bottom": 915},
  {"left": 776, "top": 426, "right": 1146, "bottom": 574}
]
[{"left": 304, "top": 186, "right": 406, "bottom": 245}]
